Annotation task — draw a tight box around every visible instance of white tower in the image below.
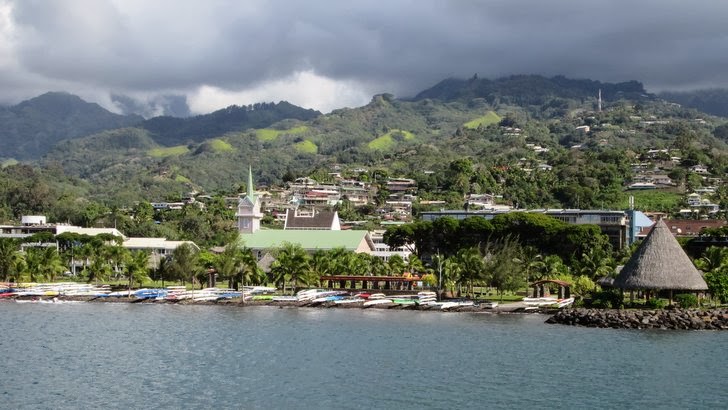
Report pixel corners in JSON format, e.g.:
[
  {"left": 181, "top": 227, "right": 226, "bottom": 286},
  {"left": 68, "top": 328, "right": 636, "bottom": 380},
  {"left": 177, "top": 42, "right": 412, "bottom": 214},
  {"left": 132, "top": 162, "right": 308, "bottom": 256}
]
[
  {"left": 236, "top": 166, "right": 264, "bottom": 234},
  {"left": 598, "top": 89, "right": 602, "bottom": 113}
]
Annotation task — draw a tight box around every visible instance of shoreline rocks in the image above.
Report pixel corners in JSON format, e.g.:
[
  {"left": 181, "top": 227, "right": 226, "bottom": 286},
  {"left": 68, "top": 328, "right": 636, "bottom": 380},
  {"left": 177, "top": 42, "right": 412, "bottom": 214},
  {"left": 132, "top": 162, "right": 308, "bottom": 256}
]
[{"left": 546, "top": 308, "right": 728, "bottom": 330}]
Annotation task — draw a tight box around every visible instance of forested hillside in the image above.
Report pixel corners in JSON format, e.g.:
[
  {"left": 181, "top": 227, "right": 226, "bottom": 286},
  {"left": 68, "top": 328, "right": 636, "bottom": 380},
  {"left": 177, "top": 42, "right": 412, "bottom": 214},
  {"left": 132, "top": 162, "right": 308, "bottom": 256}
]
[
  {"left": 0, "top": 74, "right": 724, "bottom": 238},
  {"left": 0, "top": 92, "right": 143, "bottom": 160}
]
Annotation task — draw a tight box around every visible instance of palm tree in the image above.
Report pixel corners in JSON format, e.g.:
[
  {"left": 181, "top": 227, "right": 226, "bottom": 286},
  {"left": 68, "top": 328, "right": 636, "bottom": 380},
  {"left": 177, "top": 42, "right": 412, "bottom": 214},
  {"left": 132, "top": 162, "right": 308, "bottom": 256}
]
[
  {"left": 695, "top": 246, "right": 728, "bottom": 273},
  {"left": 87, "top": 246, "right": 113, "bottom": 284},
  {"left": 215, "top": 243, "right": 245, "bottom": 288},
  {"left": 454, "top": 247, "right": 485, "bottom": 299},
  {"left": 442, "top": 257, "right": 462, "bottom": 297},
  {"left": 270, "top": 242, "right": 310, "bottom": 295},
  {"left": 406, "top": 254, "right": 425, "bottom": 276},
  {"left": 309, "top": 250, "right": 333, "bottom": 284},
  {"left": 23, "top": 248, "right": 45, "bottom": 282},
  {"left": 106, "top": 245, "right": 129, "bottom": 280},
  {"left": 369, "top": 254, "right": 390, "bottom": 277},
  {"left": 38, "top": 247, "right": 66, "bottom": 282},
  {"left": 126, "top": 250, "right": 151, "bottom": 290},
  {"left": 0, "top": 238, "right": 22, "bottom": 282},
  {"left": 388, "top": 254, "right": 406, "bottom": 276},
  {"left": 238, "top": 247, "right": 263, "bottom": 287},
  {"left": 350, "top": 253, "right": 372, "bottom": 276},
  {"left": 170, "top": 244, "right": 200, "bottom": 287}
]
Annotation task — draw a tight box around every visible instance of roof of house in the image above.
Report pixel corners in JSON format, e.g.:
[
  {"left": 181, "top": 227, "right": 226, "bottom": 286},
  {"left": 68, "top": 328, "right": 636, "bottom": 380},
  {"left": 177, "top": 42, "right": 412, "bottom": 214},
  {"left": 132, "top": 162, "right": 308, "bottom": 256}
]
[
  {"left": 639, "top": 219, "right": 727, "bottom": 237},
  {"left": 122, "top": 237, "right": 200, "bottom": 251},
  {"left": 239, "top": 229, "right": 373, "bottom": 252},
  {"left": 284, "top": 209, "right": 339, "bottom": 230},
  {"left": 613, "top": 219, "right": 708, "bottom": 291},
  {"left": 55, "top": 226, "right": 126, "bottom": 238}
]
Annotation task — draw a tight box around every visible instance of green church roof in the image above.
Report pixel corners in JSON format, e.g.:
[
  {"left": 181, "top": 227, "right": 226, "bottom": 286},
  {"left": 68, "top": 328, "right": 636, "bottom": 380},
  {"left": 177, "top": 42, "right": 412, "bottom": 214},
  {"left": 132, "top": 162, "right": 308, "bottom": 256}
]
[{"left": 239, "top": 229, "right": 373, "bottom": 252}]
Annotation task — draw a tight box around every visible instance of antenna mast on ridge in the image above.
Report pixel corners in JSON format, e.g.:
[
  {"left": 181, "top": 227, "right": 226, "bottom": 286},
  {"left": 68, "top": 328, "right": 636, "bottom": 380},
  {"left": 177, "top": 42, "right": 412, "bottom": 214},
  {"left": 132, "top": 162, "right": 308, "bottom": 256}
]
[{"left": 598, "top": 89, "right": 602, "bottom": 113}]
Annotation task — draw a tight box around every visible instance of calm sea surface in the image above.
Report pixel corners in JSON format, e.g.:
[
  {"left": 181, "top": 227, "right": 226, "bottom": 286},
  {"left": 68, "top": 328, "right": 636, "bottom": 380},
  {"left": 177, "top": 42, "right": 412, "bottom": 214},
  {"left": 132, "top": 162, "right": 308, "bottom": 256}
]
[{"left": 1, "top": 302, "right": 727, "bottom": 409}]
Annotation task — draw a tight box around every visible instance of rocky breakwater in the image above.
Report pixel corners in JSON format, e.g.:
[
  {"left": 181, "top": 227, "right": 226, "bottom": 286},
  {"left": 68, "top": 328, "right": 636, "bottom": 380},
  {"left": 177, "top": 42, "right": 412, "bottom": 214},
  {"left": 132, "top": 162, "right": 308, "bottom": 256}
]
[{"left": 546, "top": 308, "right": 728, "bottom": 330}]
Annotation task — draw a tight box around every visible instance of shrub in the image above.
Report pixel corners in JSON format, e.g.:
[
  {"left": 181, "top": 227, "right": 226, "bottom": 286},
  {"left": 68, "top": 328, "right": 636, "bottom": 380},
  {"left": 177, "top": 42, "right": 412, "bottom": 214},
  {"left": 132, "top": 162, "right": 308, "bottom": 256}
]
[
  {"left": 675, "top": 293, "right": 699, "bottom": 309},
  {"left": 645, "top": 298, "right": 667, "bottom": 309},
  {"left": 587, "top": 289, "right": 623, "bottom": 309}
]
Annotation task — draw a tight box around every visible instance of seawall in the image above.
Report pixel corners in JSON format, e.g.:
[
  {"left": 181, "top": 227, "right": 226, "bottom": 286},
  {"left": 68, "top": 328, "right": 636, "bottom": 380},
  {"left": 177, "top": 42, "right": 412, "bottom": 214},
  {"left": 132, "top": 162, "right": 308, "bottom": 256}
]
[{"left": 546, "top": 308, "right": 728, "bottom": 330}]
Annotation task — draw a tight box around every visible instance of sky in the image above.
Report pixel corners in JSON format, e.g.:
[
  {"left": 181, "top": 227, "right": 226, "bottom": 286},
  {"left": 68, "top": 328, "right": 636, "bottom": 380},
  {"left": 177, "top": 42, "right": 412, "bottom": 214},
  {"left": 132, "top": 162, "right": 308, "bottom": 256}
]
[{"left": 1, "top": 0, "right": 727, "bottom": 117}]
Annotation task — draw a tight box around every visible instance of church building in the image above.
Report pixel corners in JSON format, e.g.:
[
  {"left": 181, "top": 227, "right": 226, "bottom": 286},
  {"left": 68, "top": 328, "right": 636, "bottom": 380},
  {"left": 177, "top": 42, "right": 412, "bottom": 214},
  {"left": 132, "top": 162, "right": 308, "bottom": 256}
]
[{"left": 237, "top": 167, "right": 375, "bottom": 260}]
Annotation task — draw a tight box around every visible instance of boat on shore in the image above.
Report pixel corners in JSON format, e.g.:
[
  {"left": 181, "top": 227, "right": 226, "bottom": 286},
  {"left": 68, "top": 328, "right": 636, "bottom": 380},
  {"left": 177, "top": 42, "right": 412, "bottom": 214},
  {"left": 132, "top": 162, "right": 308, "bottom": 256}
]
[{"left": 523, "top": 296, "right": 574, "bottom": 309}]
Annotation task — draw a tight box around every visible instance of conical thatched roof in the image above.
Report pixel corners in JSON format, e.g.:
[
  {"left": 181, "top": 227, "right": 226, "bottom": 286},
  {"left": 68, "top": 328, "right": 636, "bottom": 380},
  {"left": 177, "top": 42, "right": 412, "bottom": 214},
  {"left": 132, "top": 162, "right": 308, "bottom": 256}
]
[{"left": 613, "top": 219, "right": 708, "bottom": 291}]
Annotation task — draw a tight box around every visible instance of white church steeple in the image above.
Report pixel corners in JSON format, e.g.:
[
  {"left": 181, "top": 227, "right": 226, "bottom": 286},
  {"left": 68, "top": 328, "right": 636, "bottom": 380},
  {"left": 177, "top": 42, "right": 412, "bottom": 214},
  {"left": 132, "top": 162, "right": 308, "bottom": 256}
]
[{"left": 236, "top": 166, "right": 264, "bottom": 234}]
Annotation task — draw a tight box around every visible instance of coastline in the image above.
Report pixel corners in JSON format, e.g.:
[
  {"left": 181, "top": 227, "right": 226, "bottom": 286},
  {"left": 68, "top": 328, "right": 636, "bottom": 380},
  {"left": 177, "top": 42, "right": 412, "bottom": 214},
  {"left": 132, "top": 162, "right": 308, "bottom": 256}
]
[
  {"left": 4, "top": 294, "right": 545, "bottom": 315},
  {"left": 547, "top": 307, "right": 728, "bottom": 330},
  {"left": 9, "top": 295, "right": 728, "bottom": 330}
]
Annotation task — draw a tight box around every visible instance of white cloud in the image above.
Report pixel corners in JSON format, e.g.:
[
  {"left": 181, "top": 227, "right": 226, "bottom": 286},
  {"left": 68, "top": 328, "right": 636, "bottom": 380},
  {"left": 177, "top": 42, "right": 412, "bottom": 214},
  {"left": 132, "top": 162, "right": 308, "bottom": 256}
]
[{"left": 188, "top": 70, "right": 374, "bottom": 114}]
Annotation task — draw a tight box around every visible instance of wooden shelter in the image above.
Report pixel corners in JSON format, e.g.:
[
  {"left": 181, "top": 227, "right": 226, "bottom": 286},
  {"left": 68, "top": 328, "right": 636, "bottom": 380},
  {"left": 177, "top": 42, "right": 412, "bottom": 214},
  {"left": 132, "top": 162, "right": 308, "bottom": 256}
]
[
  {"left": 613, "top": 219, "right": 707, "bottom": 299},
  {"left": 530, "top": 279, "right": 571, "bottom": 299}
]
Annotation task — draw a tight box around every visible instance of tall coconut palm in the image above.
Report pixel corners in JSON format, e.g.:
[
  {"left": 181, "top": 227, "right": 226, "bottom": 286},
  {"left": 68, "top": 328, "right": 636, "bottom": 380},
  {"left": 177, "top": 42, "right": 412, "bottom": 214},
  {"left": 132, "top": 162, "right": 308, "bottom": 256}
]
[
  {"left": 442, "top": 257, "right": 462, "bottom": 297},
  {"left": 454, "top": 247, "right": 485, "bottom": 298},
  {"left": 271, "top": 242, "right": 310, "bottom": 295}
]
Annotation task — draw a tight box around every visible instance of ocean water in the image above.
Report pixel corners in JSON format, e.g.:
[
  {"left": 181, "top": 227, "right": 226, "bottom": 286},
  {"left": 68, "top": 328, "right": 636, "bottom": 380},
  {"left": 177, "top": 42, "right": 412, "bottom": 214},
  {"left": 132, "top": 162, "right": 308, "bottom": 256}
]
[{"left": 1, "top": 302, "right": 727, "bottom": 409}]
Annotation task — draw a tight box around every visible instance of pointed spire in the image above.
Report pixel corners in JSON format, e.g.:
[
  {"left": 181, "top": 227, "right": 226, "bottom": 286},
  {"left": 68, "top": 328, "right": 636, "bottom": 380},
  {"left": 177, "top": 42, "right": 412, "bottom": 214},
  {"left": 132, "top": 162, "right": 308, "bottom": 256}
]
[{"left": 247, "top": 165, "right": 254, "bottom": 199}]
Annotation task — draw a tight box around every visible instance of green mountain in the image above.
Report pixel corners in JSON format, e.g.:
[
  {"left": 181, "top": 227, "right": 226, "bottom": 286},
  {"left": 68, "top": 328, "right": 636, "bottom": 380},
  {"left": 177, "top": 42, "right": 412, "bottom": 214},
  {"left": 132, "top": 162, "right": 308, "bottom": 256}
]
[
  {"left": 0, "top": 93, "right": 322, "bottom": 161},
  {"left": 412, "top": 74, "right": 648, "bottom": 105},
  {"left": 39, "top": 74, "right": 726, "bottom": 210},
  {"left": 140, "top": 101, "right": 321, "bottom": 146},
  {"left": 659, "top": 89, "right": 728, "bottom": 118},
  {"left": 0, "top": 92, "right": 143, "bottom": 160}
]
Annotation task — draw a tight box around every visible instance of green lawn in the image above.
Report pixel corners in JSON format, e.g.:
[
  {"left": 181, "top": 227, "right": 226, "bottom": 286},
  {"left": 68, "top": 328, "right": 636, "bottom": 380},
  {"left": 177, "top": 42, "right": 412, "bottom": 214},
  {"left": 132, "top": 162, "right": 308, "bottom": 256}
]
[
  {"left": 464, "top": 111, "right": 501, "bottom": 129},
  {"left": 256, "top": 125, "right": 309, "bottom": 141},
  {"left": 367, "top": 129, "right": 415, "bottom": 150},
  {"left": 148, "top": 145, "right": 189, "bottom": 157}
]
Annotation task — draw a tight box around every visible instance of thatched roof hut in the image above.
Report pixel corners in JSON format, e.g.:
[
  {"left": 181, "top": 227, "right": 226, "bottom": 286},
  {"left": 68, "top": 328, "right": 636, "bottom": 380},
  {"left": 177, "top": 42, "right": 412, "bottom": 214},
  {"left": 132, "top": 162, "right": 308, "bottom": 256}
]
[{"left": 613, "top": 219, "right": 707, "bottom": 291}]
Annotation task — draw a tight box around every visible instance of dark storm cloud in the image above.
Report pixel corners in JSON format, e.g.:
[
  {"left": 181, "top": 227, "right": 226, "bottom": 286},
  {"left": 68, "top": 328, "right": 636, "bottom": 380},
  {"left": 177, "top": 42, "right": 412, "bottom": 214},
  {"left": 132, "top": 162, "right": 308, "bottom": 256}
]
[{"left": 2, "top": 0, "right": 728, "bottom": 112}]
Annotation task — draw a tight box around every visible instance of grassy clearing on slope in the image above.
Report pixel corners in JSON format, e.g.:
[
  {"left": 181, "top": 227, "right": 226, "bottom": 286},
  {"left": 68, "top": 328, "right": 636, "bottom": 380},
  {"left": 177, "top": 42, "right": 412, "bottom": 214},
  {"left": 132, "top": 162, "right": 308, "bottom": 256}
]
[
  {"left": 256, "top": 125, "right": 309, "bottom": 141},
  {"left": 294, "top": 140, "right": 318, "bottom": 154},
  {"left": 148, "top": 145, "right": 189, "bottom": 157},
  {"left": 367, "top": 129, "right": 415, "bottom": 150},
  {"left": 208, "top": 139, "right": 234, "bottom": 152},
  {"left": 2, "top": 159, "right": 18, "bottom": 168},
  {"left": 616, "top": 189, "right": 683, "bottom": 211},
  {"left": 175, "top": 175, "right": 192, "bottom": 184},
  {"left": 464, "top": 111, "right": 501, "bottom": 129}
]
